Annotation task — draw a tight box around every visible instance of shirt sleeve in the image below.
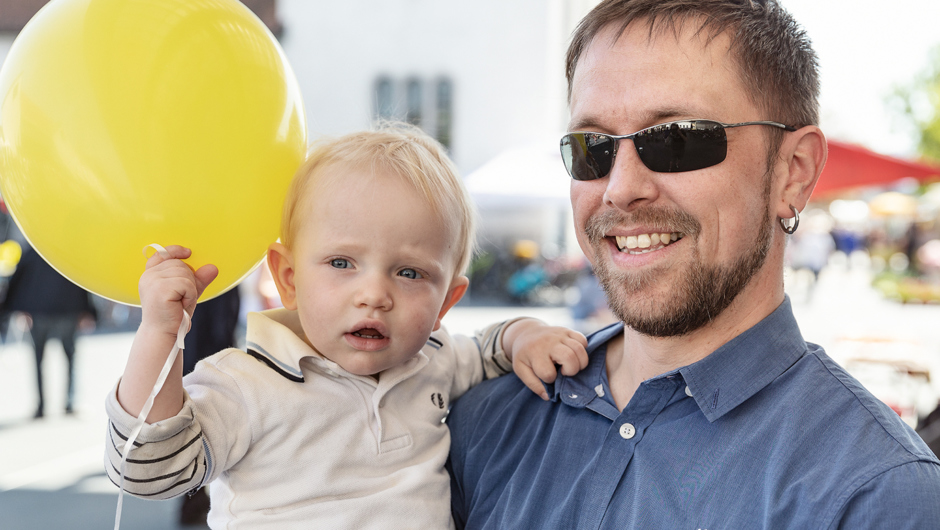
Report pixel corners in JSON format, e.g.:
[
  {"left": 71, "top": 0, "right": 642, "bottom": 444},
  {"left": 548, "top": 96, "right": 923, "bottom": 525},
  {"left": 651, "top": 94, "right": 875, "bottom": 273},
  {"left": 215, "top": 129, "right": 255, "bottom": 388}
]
[
  {"left": 104, "top": 382, "right": 209, "bottom": 499},
  {"left": 446, "top": 318, "right": 525, "bottom": 400},
  {"left": 104, "top": 352, "right": 253, "bottom": 500},
  {"left": 830, "top": 459, "right": 940, "bottom": 529}
]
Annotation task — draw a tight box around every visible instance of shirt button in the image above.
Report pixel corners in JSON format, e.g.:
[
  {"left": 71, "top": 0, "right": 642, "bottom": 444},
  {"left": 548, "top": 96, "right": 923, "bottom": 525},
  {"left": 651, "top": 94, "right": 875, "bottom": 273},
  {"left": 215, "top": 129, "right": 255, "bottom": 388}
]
[
  {"left": 619, "top": 423, "right": 636, "bottom": 439},
  {"left": 685, "top": 386, "right": 693, "bottom": 397}
]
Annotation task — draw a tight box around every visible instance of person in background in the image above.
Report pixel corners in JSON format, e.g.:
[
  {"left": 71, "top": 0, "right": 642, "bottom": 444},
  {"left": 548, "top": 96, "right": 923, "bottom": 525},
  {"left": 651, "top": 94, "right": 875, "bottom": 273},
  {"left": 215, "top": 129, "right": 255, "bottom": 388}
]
[
  {"left": 2, "top": 246, "right": 96, "bottom": 418},
  {"left": 446, "top": 1, "right": 940, "bottom": 528}
]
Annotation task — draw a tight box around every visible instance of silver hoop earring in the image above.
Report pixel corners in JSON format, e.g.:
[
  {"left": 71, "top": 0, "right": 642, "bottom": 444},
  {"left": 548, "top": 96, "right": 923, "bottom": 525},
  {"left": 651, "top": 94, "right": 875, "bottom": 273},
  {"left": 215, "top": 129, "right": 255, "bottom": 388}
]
[{"left": 780, "top": 205, "right": 799, "bottom": 235}]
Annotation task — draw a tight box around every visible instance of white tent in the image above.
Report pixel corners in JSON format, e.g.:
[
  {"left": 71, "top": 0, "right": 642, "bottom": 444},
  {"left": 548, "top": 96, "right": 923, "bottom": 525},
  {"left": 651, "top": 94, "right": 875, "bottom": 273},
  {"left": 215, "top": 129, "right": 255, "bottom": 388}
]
[
  {"left": 463, "top": 140, "right": 579, "bottom": 257},
  {"left": 464, "top": 140, "right": 571, "bottom": 207}
]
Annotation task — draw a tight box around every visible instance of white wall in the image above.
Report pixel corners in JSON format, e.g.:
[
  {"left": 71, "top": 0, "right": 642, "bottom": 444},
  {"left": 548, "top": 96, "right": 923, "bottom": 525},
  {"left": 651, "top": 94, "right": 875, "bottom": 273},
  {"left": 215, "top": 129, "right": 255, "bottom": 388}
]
[{"left": 277, "top": 0, "right": 596, "bottom": 175}]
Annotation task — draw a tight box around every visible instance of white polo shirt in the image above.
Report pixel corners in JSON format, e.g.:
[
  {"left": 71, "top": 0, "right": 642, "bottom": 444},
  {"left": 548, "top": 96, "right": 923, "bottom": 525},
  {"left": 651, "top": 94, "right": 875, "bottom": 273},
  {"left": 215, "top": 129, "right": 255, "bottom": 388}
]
[{"left": 105, "top": 309, "right": 513, "bottom": 529}]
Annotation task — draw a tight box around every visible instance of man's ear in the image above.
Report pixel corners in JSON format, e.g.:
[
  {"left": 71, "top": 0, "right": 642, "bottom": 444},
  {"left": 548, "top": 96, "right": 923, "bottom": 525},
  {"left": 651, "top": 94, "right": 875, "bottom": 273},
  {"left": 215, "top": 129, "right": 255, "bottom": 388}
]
[
  {"left": 267, "top": 242, "right": 298, "bottom": 310},
  {"left": 774, "top": 125, "right": 828, "bottom": 220},
  {"left": 433, "top": 276, "right": 469, "bottom": 332}
]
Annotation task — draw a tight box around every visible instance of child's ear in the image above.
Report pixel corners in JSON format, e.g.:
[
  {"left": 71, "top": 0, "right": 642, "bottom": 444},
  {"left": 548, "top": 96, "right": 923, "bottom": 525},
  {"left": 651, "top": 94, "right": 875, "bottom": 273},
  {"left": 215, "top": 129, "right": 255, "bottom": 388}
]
[
  {"left": 267, "top": 243, "right": 298, "bottom": 310},
  {"left": 433, "top": 276, "right": 469, "bottom": 331}
]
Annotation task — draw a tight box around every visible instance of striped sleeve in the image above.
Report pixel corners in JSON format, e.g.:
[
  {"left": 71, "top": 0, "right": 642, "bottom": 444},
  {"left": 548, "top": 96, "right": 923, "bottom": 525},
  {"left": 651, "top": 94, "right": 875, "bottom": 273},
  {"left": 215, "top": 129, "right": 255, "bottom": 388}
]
[
  {"left": 104, "top": 383, "right": 208, "bottom": 499},
  {"left": 473, "top": 318, "right": 527, "bottom": 380},
  {"left": 446, "top": 318, "right": 527, "bottom": 399}
]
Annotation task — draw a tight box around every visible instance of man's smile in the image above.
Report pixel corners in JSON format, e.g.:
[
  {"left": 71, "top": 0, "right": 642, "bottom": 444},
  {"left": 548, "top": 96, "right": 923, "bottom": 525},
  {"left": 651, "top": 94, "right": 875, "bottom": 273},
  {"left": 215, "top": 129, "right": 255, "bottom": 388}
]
[{"left": 614, "top": 232, "right": 685, "bottom": 254}]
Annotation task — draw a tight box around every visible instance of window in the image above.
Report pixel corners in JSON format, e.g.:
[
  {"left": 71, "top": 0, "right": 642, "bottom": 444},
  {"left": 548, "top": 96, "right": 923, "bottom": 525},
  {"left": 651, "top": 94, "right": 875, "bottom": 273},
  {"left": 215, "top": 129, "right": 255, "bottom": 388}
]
[
  {"left": 373, "top": 76, "right": 453, "bottom": 149},
  {"left": 435, "top": 78, "right": 453, "bottom": 149},
  {"left": 406, "top": 78, "right": 422, "bottom": 127},
  {"left": 375, "top": 77, "right": 395, "bottom": 120}
]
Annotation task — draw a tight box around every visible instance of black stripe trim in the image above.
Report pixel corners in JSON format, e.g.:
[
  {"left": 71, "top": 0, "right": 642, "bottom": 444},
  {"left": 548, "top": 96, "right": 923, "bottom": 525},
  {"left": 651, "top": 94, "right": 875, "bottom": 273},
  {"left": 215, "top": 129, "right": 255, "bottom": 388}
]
[
  {"left": 109, "top": 421, "right": 143, "bottom": 448},
  {"left": 494, "top": 354, "right": 513, "bottom": 374},
  {"left": 485, "top": 321, "right": 510, "bottom": 379},
  {"left": 491, "top": 322, "right": 506, "bottom": 357},
  {"left": 110, "top": 458, "right": 194, "bottom": 484},
  {"left": 110, "top": 422, "right": 204, "bottom": 464},
  {"left": 108, "top": 457, "right": 201, "bottom": 497},
  {"left": 427, "top": 336, "right": 444, "bottom": 348},
  {"left": 246, "top": 348, "right": 304, "bottom": 382}
]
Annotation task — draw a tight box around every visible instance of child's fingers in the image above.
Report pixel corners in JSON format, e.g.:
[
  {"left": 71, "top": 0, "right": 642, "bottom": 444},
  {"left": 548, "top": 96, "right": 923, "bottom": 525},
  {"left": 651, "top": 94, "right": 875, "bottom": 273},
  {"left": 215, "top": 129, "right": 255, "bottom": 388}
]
[
  {"left": 145, "top": 245, "right": 192, "bottom": 269},
  {"left": 515, "top": 365, "right": 550, "bottom": 401},
  {"left": 176, "top": 264, "right": 220, "bottom": 315},
  {"left": 528, "top": 355, "right": 560, "bottom": 385},
  {"left": 193, "top": 264, "right": 219, "bottom": 299},
  {"left": 568, "top": 329, "right": 588, "bottom": 346},
  {"left": 566, "top": 335, "right": 590, "bottom": 369},
  {"left": 553, "top": 341, "right": 589, "bottom": 376}
]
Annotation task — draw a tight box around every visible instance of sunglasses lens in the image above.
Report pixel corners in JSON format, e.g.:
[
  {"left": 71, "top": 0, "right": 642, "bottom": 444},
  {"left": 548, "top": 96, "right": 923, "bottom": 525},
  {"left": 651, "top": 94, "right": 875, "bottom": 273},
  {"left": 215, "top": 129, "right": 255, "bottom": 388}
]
[
  {"left": 561, "top": 133, "right": 614, "bottom": 181},
  {"left": 634, "top": 120, "right": 728, "bottom": 172},
  {"left": 561, "top": 121, "right": 731, "bottom": 179}
]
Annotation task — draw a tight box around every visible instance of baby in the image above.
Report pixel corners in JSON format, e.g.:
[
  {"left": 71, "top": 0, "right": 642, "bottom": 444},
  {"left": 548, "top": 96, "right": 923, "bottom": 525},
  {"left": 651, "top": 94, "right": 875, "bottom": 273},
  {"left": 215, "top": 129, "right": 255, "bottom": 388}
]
[{"left": 105, "top": 124, "right": 587, "bottom": 528}]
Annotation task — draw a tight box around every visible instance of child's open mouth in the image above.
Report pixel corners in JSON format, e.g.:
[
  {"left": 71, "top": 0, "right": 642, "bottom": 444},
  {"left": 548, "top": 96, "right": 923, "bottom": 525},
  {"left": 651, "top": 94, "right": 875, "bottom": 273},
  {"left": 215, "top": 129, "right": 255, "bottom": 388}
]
[
  {"left": 345, "top": 326, "right": 390, "bottom": 351},
  {"left": 352, "top": 328, "right": 385, "bottom": 340}
]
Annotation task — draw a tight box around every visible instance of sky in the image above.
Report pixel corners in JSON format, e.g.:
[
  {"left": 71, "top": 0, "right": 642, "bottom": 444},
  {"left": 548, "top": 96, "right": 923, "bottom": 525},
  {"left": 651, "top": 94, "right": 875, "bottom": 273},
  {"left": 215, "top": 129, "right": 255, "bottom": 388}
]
[{"left": 782, "top": 0, "right": 940, "bottom": 159}]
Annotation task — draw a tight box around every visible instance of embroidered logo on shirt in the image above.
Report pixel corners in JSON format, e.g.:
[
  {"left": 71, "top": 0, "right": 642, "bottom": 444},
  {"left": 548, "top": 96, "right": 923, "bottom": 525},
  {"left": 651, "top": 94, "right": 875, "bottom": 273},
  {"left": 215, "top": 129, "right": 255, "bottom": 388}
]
[{"left": 431, "top": 392, "right": 445, "bottom": 409}]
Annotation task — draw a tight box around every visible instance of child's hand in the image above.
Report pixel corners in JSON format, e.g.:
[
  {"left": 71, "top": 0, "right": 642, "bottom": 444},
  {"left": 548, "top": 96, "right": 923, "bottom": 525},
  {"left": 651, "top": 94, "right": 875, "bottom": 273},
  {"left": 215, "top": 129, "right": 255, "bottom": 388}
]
[
  {"left": 504, "top": 319, "right": 588, "bottom": 400},
  {"left": 139, "top": 245, "right": 218, "bottom": 338}
]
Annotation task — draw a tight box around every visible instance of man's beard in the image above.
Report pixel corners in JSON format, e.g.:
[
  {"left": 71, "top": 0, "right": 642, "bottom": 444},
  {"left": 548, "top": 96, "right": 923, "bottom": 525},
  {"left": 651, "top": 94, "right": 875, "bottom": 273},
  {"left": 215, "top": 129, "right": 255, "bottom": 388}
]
[{"left": 586, "top": 198, "right": 774, "bottom": 338}]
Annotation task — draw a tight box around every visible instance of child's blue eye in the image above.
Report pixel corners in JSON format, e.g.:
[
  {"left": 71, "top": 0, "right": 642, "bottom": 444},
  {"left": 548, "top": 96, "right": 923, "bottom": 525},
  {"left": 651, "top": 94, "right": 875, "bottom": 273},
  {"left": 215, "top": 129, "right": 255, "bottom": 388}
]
[
  {"left": 330, "top": 258, "right": 351, "bottom": 269},
  {"left": 398, "top": 268, "right": 422, "bottom": 279}
]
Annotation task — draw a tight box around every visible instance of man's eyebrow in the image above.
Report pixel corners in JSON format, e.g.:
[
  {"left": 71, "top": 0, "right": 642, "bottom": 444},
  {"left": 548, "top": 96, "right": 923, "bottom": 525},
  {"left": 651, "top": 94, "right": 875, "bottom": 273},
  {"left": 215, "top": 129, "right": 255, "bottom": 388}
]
[
  {"left": 568, "top": 108, "right": 694, "bottom": 133},
  {"left": 568, "top": 115, "right": 604, "bottom": 132}
]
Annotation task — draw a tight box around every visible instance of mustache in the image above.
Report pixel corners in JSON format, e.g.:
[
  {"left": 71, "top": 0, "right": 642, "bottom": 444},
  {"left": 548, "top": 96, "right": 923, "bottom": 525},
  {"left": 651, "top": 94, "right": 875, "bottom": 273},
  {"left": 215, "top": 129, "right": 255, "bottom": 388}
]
[{"left": 585, "top": 207, "right": 701, "bottom": 244}]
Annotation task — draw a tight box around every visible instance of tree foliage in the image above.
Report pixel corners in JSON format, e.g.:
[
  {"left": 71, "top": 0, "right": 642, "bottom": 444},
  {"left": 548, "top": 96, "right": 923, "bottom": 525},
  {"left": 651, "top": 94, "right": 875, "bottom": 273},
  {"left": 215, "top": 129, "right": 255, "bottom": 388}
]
[{"left": 891, "top": 45, "right": 940, "bottom": 164}]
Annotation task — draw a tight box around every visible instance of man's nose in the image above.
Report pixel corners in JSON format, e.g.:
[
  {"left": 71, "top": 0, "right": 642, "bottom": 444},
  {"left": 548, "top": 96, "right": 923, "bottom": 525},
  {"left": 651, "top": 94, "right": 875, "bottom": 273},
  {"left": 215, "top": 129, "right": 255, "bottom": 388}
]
[{"left": 603, "top": 140, "right": 660, "bottom": 211}]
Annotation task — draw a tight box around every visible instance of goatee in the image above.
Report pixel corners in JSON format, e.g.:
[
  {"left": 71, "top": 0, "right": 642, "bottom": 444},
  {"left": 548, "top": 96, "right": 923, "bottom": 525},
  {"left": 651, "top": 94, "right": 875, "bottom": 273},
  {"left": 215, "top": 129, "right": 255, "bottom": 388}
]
[{"left": 587, "top": 201, "right": 773, "bottom": 337}]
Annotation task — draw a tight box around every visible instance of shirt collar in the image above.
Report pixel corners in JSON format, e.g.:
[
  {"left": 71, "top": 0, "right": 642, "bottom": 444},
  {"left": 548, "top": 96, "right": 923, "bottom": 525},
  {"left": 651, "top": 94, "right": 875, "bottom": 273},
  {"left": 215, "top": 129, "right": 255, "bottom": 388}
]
[
  {"left": 551, "top": 296, "right": 808, "bottom": 422},
  {"left": 679, "top": 296, "right": 808, "bottom": 421},
  {"left": 245, "top": 309, "right": 315, "bottom": 381},
  {"left": 548, "top": 321, "right": 622, "bottom": 409},
  {"left": 244, "top": 309, "right": 435, "bottom": 384}
]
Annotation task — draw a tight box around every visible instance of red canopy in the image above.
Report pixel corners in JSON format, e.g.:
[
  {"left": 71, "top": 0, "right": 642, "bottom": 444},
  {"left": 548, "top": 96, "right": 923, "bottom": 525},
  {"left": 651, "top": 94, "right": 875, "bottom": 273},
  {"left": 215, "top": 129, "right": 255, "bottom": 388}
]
[{"left": 812, "top": 140, "right": 940, "bottom": 197}]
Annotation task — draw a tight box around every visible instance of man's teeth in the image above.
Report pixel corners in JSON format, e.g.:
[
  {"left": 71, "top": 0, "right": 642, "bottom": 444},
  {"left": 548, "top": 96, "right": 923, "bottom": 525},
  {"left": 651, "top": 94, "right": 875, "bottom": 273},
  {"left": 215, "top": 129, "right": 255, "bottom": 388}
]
[{"left": 615, "top": 233, "right": 681, "bottom": 253}]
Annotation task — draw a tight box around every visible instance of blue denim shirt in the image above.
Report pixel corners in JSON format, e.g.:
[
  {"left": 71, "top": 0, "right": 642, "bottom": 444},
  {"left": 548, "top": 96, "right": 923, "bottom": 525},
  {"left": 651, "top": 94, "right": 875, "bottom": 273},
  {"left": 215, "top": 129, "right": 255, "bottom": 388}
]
[{"left": 447, "top": 298, "right": 940, "bottom": 529}]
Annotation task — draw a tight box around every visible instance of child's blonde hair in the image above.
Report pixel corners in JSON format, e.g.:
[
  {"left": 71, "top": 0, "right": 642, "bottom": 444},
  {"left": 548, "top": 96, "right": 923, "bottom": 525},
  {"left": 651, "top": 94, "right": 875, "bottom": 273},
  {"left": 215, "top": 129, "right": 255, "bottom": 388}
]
[{"left": 281, "top": 122, "right": 476, "bottom": 277}]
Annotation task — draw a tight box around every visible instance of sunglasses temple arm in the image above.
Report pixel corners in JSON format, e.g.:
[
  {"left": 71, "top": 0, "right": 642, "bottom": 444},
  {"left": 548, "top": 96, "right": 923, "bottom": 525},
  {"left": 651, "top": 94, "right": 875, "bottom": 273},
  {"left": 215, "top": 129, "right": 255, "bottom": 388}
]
[{"left": 724, "top": 121, "right": 797, "bottom": 132}]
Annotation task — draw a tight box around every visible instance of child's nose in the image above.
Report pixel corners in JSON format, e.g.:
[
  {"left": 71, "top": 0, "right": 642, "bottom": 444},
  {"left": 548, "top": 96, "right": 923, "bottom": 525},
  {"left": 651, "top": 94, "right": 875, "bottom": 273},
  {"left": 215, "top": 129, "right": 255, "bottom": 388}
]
[{"left": 355, "top": 275, "right": 393, "bottom": 311}]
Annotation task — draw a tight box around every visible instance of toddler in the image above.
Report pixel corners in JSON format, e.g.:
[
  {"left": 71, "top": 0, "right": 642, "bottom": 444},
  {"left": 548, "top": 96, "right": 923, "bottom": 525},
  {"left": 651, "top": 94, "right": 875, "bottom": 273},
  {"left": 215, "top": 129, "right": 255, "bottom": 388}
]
[{"left": 105, "top": 124, "right": 587, "bottom": 528}]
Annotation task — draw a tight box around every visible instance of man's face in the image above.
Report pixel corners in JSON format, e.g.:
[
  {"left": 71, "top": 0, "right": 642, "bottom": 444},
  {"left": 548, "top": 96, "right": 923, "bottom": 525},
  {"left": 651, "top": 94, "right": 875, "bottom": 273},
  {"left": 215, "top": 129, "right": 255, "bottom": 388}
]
[{"left": 568, "top": 22, "right": 780, "bottom": 337}]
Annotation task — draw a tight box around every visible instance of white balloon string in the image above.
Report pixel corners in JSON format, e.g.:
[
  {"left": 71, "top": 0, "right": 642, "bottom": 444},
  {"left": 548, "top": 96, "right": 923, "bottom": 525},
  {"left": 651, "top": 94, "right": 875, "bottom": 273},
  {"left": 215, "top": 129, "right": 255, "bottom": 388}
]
[{"left": 114, "top": 244, "right": 192, "bottom": 530}]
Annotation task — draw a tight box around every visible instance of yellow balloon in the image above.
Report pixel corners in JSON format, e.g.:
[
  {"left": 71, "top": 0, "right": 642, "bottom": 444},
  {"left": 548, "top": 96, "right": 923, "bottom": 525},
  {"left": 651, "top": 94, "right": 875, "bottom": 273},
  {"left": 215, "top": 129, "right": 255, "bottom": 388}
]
[{"left": 0, "top": 0, "right": 306, "bottom": 305}]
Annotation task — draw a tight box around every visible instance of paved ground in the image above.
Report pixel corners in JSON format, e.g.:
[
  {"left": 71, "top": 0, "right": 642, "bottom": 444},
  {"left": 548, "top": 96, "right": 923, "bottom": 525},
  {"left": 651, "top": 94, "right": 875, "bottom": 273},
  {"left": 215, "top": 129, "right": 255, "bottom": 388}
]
[{"left": 1, "top": 259, "right": 938, "bottom": 529}]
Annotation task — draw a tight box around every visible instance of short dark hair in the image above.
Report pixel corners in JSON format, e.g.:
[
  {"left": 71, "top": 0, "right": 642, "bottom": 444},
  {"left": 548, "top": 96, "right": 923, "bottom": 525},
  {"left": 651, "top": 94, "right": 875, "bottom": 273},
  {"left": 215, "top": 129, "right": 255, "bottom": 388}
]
[{"left": 565, "top": 0, "right": 819, "bottom": 128}]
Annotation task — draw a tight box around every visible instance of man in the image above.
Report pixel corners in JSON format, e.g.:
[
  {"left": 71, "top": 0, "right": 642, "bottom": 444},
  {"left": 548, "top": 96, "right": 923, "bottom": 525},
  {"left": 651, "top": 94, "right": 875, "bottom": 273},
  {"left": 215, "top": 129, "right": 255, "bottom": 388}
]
[{"left": 446, "top": 1, "right": 940, "bottom": 528}]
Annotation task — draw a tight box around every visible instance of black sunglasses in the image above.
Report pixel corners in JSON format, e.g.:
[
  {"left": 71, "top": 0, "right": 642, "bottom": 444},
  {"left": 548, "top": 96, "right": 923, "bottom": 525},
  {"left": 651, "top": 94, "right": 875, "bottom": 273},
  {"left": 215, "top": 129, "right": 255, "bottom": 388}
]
[{"left": 560, "top": 119, "right": 796, "bottom": 180}]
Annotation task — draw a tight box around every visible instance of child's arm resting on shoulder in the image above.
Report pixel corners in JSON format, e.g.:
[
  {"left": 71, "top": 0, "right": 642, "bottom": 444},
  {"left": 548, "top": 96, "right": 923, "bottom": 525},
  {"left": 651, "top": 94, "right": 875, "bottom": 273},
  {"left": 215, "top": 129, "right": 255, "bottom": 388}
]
[
  {"left": 501, "top": 319, "right": 588, "bottom": 400},
  {"left": 116, "top": 245, "right": 217, "bottom": 422}
]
